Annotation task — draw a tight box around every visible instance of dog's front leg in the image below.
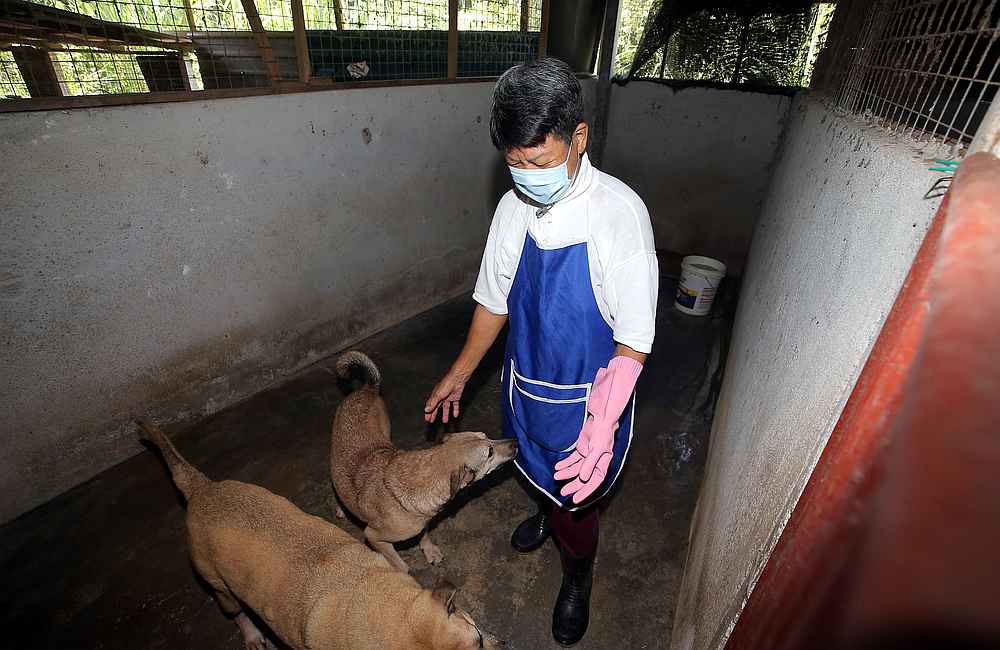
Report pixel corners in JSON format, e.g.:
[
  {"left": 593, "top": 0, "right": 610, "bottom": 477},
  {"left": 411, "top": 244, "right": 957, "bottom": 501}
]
[
  {"left": 365, "top": 526, "right": 410, "bottom": 573},
  {"left": 419, "top": 530, "right": 444, "bottom": 566},
  {"left": 331, "top": 489, "right": 347, "bottom": 520},
  {"left": 203, "top": 574, "right": 269, "bottom": 649},
  {"left": 235, "top": 612, "right": 269, "bottom": 650}
]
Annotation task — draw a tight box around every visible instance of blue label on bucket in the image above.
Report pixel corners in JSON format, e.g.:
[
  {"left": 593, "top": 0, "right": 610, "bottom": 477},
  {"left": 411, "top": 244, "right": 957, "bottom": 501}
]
[{"left": 676, "top": 285, "right": 698, "bottom": 309}]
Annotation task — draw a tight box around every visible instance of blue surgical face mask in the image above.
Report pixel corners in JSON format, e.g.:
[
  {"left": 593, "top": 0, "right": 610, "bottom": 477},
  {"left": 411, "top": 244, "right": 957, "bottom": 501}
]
[{"left": 508, "top": 140, "right": 577, "bottom": 205}]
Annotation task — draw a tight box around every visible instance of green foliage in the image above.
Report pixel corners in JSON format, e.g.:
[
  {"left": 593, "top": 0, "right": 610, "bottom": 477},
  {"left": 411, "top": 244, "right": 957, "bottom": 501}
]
[
  {"left": 51, "top": 48, "right": 150, "bottom": 95},
  {"left": 618, "top": 1, "right": 836, "bottom": 87},
  {"left": 25, "top": 0, "right": 538, "bottom": 32},
  {"left": 616, "top": 0, "right": 658, "bottom": 74},
  {"left": 1, "top": 51, "right": 31, "bottom": 98},
  {"left": 5, "top": 0, "right": 538, "bottom": 98}
]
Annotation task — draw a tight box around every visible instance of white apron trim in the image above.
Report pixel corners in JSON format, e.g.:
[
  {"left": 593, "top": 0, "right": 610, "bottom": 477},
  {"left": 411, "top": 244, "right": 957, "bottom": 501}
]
[{"left": 512, "top": 389, "right": 637, "bottom": 512}]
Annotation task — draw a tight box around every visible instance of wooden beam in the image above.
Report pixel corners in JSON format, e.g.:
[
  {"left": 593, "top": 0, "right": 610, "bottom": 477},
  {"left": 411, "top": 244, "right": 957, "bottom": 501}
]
[
  {"left": 181, "top": 0, "right": 197, "bottom": 32},
  {"left": 447, "top": 0, "right": 458, "bottom": 79},
  {"left": 290, "top": 0, "right": 311, "bottom": 83},
  {"left": 0, "top": 73, "right": 594, "bottom": 113},
  {"left": 1, "top": 32, "right": 192, "bottom": 54},
  {"left": 11, "top": 46, "right": 63, "bottom": 97},
  {"left": 0, "top": 0, "right": 193, "bottom": 51},
  {"left": 520, "top": 0, "right": 529, "bottom": 32},
  {"left": 238, "top": 0, "right": 281, "bottom": 83},
  {"left": 538, "top": 0, "right": 550, "bottom": 58},
  {"left": 332, "top": 0, "right": 344, "bottom": 31}
]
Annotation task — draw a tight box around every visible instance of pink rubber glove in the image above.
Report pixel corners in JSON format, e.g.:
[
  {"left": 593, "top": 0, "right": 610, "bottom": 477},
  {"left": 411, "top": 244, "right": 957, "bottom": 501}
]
[{"left": 554, "top": 356, "right": 643, "bottom": 503}]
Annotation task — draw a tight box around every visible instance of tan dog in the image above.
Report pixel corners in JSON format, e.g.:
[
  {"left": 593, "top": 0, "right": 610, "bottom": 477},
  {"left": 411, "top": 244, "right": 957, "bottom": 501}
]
[
  {"left": 331, "top": 351, "right": 517, "bottom": 573},
  {"left": 139, "top": 420, "right": 505, "bottom": 650}
]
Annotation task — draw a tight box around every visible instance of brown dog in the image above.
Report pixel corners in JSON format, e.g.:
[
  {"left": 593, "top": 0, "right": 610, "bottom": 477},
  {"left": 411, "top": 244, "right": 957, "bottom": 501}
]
[
  {"left": 139, "top": 420, "right": 505, "bottom": 650},
  {"left": 331, "top": 351, "right": 517, "bottom": 573}
]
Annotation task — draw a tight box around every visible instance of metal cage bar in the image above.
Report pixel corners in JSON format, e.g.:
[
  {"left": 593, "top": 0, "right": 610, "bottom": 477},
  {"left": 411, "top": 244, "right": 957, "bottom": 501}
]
[{"left": 835, "top": 0, "right": 1000, "bottom": 153}]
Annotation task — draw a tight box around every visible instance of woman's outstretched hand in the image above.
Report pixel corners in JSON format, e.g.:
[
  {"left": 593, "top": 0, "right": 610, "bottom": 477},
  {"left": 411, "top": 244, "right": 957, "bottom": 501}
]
[{"left": 424, "top": 369, "right": 469, "bottom": 423}]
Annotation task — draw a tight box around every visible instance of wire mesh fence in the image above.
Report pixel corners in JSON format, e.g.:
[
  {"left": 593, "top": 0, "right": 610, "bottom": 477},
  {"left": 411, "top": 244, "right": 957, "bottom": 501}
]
[
  {"left": 1, "top": 49, "right": 31, "bottom": 97},
  {"left": 836, "top": 0, "right": 1000, "bottom": 150},
  {"left": 459, "top": 0, "right": 540, "bottom": 77},
  {"left": 1, "top": 0, "right": 546, "bottom": 108},
  {"left": 306, "top": 0, "right": 450, "bottom": 81}
]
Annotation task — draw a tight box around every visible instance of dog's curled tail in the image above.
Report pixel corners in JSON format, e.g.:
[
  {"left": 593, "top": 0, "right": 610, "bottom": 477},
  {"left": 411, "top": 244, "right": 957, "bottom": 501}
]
[
  {"left": 335, "top": 350, "right": 382, "bottom": 391},
  {"left": 137, "top": 419, "right": 210, "bottom": 501}
]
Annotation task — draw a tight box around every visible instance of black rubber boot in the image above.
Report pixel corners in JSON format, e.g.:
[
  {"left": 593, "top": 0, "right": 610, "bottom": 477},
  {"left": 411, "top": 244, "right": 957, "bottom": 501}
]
[
  {"left": 552, "top": 545, "right": 594, "bottom": 646},
  {"left": 510, "top": 510, "right": 551, "bottom": 553}
]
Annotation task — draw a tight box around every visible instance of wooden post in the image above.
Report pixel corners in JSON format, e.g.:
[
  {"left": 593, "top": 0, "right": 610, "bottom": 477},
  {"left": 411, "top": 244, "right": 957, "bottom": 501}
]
[
  {"left": 290, "top": 0, "right": 311, "bottom": 82},
  {"left": 238, "top": 0, "right": 281, "bottom": 83},
  {"left": 182, "top": 0, "right": 197, "bottom": 32},
  {"left": 591, "top": 0, "right": 621, "bottom": 169},
  {"left": 969, "top": 94, "right": 1000, "bottom": 157},
  {"left": 538, "top": 0, "right": 550, "bottom": 58},
  {"left": 11, "top": 46, "right": 63, "bottom": 97},
  {"left": 447, "top": 0, "right": 458, "bottom": 79},
  {"left": 520, "top": 0, "right": 529, "bottom": 32},
  {"left": 332, "top": 0, "right": 344, "bottom": 30}
]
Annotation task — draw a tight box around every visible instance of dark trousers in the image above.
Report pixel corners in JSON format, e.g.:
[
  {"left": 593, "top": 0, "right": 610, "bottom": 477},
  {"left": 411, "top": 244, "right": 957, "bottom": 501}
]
[{"left": 551, "top": 502, "right": 599, "bottom": 558}]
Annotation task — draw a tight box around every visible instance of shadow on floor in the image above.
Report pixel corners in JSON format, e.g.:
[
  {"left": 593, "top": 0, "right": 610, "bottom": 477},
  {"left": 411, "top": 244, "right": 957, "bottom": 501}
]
[{"left": 0, "top": 253, "right": 738, "bottom": 650}]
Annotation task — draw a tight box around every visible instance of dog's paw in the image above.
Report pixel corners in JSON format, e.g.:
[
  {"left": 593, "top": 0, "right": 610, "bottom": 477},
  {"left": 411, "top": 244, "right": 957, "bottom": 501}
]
[
  {"left": 236, "top": 612, "right": 269, "bottom": 650},
  {"left": 420, "top": 539, "right": 445, "bottom": 566}
]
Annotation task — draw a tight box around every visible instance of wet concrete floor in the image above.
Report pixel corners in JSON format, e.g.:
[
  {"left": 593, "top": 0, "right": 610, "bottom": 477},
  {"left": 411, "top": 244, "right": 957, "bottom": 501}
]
[{"left": 1, "top": 254, "right": 736, "bottom": 650}]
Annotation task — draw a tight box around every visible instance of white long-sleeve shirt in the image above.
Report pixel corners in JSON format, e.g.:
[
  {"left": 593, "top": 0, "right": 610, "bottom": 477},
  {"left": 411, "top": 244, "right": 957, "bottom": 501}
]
[{"left": 473, "top": 153, "right": 658, "bottom": 354}]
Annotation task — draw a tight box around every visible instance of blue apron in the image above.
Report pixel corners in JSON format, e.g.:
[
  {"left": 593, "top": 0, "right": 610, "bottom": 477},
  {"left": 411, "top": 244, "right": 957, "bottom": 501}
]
[{"left": 501, "top": 232, "right": 635, "bottom": 511}]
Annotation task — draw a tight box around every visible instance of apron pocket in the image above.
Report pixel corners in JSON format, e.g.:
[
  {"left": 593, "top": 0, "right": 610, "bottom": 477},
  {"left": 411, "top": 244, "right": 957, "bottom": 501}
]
[{"left": 508, "top": 361, "right": 590, "bottom": 453}]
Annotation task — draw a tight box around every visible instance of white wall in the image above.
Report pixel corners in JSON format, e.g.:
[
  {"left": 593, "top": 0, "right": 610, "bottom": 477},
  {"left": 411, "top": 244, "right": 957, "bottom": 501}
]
[
  {"left": 0, "top": 81, "right": 568, "bottom": 524},
  {"left": 602, "top": 82, "right": 793, "bottom": 274},
  {"left": 670, "top": 95, "right": 947, "bottom": 650}
]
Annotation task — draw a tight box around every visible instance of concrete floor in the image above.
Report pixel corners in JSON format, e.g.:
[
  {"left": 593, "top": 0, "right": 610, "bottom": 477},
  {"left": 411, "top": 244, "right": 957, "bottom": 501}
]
[{"left": 0, "top": 255, "right": 736, "bottom": 650}]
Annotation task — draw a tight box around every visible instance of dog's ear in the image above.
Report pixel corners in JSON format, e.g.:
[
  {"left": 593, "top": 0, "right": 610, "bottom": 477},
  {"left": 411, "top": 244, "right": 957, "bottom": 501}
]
[
  {"left": 432, "top": 578, "right": 459, "bottom": 616},
  {"left": 449, "top": 465, "right": 475, "bottom": 497},
  {"left": 442, "top": 431, "right": 488, "bottom": 443}
]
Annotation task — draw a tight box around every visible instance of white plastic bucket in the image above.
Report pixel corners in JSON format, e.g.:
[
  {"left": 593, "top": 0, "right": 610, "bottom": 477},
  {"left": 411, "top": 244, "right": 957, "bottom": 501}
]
[{"left": 675, "top": 255, "right": 727, "bottom": 316}]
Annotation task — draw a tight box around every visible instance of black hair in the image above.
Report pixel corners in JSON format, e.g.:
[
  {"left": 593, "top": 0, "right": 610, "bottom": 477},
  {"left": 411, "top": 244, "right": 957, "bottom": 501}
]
[{"left": 490, "top": 57, "right": 585, "bottom": 151}]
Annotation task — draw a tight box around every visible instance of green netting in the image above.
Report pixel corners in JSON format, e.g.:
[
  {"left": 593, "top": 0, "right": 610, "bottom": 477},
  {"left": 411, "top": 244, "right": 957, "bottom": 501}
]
[{"left": 625, "top": 0, "right": 829, "bottom": 86}]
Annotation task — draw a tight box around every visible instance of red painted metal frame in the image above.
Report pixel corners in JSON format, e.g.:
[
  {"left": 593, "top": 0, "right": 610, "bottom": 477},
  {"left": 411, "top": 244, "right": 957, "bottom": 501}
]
[{"left": 726, "top": 153, "right": 1000, "bottom": 650}]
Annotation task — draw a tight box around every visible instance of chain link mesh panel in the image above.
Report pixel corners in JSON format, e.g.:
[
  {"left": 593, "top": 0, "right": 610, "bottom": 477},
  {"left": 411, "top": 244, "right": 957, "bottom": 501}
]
[{"left": 835, "top": 0, "right": 1000, "bottom": 150}]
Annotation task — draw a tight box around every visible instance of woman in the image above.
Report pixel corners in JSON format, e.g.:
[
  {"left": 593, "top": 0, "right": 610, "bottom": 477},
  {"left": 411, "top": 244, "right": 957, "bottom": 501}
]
[{"left": 424, "top": 57, "right": 658, "bottom": 646}]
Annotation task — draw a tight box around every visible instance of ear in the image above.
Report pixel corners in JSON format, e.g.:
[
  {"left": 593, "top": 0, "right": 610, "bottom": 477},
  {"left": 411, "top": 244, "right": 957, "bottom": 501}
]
[
  {"left": 450, "top": 465, "right": 475, "bottom": 497},
  {"left": 442, "top": 431, "right": 488, "bottom": 443},
  {"left": 432, "top": 578, "right": 459, "bottom": 616},
  {"left": 575, "top": 122, "right": 589, "bottom": 155}
]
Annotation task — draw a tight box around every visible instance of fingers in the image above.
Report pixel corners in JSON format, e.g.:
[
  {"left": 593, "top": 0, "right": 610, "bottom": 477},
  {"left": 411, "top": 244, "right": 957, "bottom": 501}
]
[
  {"left": 559, "top": 475, "right": 587, "bottom": 497},
  {"left": 558, "top": 452, "right": 611, "bottom": 504},
  {"left": 424, "top": 386, "right": 444, "bottom": 422},
  {"left": 424, "top": 398, "right": 459, "bottom": 424},
  {"left": 570, "top": 454, "right": 611, "bottom": 504},
  {"left": 578, "top": 447, "right": 601, "bottom": 482},
  {"left": 554, "top": 457, "right": 584, "bottom": 481},
  {"left": 554, "top": 450, "right": 584, "bottom": 472}
]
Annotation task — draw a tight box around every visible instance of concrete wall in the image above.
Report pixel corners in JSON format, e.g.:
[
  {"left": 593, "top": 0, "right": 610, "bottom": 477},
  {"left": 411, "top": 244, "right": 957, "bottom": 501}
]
[
  {"left": 670, "top": 95, "right": 948, "bottom": 650},
  {"left": 602, "top": 82, "right": 793, "bottom": 275},
  {"left": 0, "top": 80, "right": 591, "bottom": 524}
]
